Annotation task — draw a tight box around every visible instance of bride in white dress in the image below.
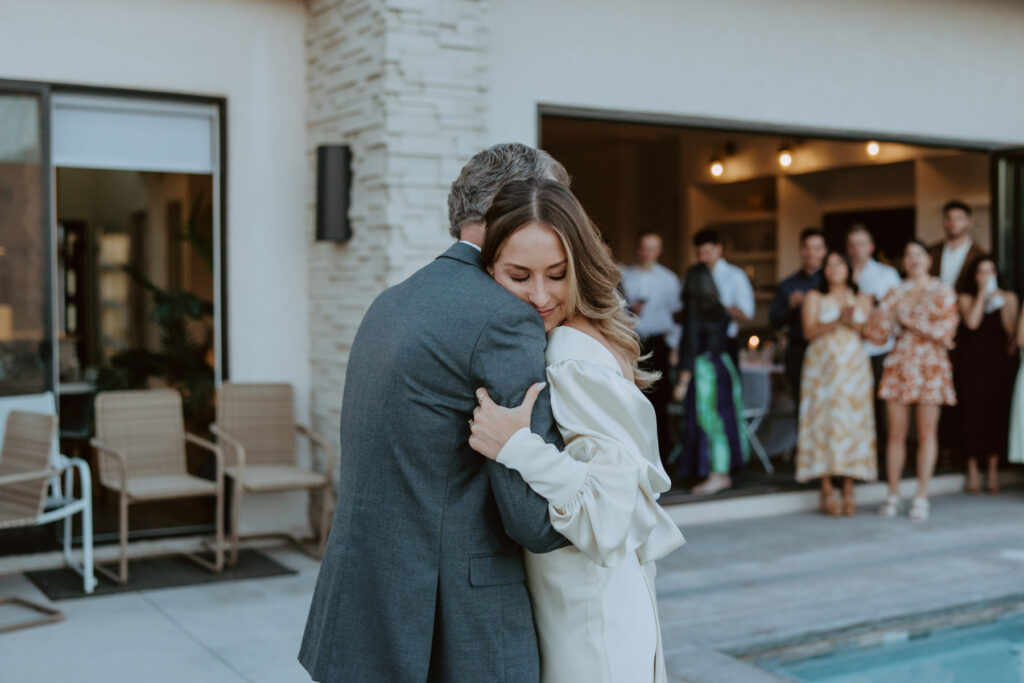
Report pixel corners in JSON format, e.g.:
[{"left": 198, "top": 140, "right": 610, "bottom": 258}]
[{"left": 468, "top": 178, "right": 686, "bottom": 682}]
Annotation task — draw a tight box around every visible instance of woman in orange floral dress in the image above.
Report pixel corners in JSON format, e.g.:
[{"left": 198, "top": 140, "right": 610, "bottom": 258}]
[{"left": 865, "top": 239, "right": 959, "bottom": 521}]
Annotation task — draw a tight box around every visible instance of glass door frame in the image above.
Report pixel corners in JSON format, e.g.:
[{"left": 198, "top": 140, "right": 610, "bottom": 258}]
[
  {"left": 0, "top": 79, "right": 57, "bottom": 396},
  {"left": 993, "top": 148, "right": 1024, "bottom": 295}
]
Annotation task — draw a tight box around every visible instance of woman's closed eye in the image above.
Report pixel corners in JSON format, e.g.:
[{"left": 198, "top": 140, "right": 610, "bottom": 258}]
[{"left": 509, "top": 272, "right": 566, "bottom": 283}]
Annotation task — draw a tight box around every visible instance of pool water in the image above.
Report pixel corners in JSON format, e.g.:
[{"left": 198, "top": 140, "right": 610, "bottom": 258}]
[{"left": 763, "top": 612, "right": 1024, "bottom": 682}]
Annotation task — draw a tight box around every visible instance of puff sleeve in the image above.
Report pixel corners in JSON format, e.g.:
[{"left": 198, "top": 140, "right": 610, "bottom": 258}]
[{"left": 496, "top": 358, "right": 685, "bottom": 567}]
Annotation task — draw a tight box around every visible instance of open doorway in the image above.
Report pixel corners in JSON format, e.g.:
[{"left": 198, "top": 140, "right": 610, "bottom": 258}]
[
  {"left": 540, "top": 113, "right": 995, "bottom": 499},
  {"left": 56, "top": 168, "right": 216, "bottom": 540}
]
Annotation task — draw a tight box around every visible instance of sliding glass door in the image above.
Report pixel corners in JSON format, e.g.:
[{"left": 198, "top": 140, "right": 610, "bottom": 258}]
[
  {"left": 994, "top": 150, "right": 1024, "bottom": 294},
  {"left": 0, "top": 83, "right": 54, "bottom": 397}
]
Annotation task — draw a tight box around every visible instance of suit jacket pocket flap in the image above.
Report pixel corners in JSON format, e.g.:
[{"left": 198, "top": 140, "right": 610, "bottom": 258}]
[{"left": 469, "top": 552, "right": 526, "bottom": 587}]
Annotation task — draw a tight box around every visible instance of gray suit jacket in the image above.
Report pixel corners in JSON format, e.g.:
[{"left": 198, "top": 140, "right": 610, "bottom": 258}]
[{"left": 299, "top": 242, "right": 568, "bottom": 682}]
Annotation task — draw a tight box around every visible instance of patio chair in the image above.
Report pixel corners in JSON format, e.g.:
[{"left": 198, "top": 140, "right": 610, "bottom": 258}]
[
  {"left": 210, "top": 383, "right": 334, "bottom": 565},
  {"left": 740, "top": 367, "right": 775, "bottom": 474},
  {"left": 0, "top": 410, "right": 91, "bottom": 633},
  {"left": 90, "top": 389, "right": 224, "bottom": 584},
  {"left": 0, "top": 393, "right": 96, "bottom": 598}
]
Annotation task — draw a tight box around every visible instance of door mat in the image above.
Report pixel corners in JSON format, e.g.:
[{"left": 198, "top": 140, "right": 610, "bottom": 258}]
[{"left": 25, "top": 549, "right": 296, "bottom": 601}]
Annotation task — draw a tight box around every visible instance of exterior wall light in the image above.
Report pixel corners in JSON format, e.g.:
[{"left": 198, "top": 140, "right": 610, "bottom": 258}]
[
  {"left": 867, "top": 141, "right": 880, "bottom": 158},
  {"left": 710, "top": 157, "right": 724, "bottom": 177}
]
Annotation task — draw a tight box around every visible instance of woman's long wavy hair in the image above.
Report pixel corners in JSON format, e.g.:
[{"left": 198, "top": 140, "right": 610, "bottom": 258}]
[{"left": 481, "top": 179, "right": 658, "bottom": 389}]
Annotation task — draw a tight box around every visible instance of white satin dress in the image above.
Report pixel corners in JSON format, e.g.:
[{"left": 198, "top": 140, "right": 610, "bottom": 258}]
[{"left": 496, "top": 326, "right": 686, "bottom": 683}]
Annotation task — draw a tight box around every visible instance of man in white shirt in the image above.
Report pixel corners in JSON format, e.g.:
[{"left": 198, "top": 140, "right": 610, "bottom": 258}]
[
  {"left": 621, "top": 232, "right": 682, "bottom": 464},
  {"left": 929, "top": 200, "right": 986, "bottom": 294},
  {"left": 692, "top": 229, "right": 755, "bottom": 367},
  {"left": 847, "top": 224, "right": 902, "bottom": 465}
]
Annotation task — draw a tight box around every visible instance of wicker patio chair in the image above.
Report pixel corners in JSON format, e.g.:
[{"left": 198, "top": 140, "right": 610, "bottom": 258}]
[
  {"left": 210, "top": 383, "right": 334, "bottom": 565},
  {"left": 0, "top": 392, "right": 96, "bottom": 597},
  {"left": 90, "top": 389, "right": 224, "bottom": 584},
  {"left": 0, "top": 411, "right": 68, "bottom": 633}
]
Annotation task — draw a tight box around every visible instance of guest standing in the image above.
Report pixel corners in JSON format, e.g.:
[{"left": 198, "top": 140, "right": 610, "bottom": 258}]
[
  {"left": 796, "top": 251, "right": 877, "bottom": 515},
  {"left": 929, "top": 200, "right": 987, "bottom": 466},
  {"left": 621, "top": 232, "right": 681, "bottom": 464},
  {"left": 673, "top": 264, "right": 748, "bottom": 495},
  {"left": 956, "top": 256, "right": 1018, "bottom": 494},
  {"left": 865, "top": 240, "right": 959, "bottom": 521},
  {"left": 1007, "top": 301, "right": 1024, "bottom": 467},
  {"left": 692, "top": 229, "right": 755, "bottom": 368},
  {"left": 929, "top": 200, "right": 986, "bottom": 293},
  {"left": 847, "top": 225, "right": 901, "bottom": 468},
  {"left": 770, "top": 228, "right": 826, "bottom": 401}
]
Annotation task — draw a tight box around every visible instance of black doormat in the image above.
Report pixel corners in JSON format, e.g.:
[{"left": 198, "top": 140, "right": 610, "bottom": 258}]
[{"left": 24, "top": 549, "right": 296, "bottom": 601}]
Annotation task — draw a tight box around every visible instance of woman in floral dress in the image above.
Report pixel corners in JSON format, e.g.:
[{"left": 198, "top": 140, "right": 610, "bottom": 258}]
[
  {"left": 796, "top": 251, "right": 877, "bottom": 516},
  {"left": 865, "top": 239, "right": 959, "bottom": 521}
]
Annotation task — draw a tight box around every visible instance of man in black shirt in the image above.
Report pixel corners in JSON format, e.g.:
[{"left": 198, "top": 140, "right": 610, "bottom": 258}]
[{"left": 769, "top": 228, "right": 826, "bottom": 402}]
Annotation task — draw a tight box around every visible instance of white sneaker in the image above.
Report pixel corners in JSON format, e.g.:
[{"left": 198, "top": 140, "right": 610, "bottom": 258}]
[
  {"left": 908, "top": 497, "right": 929, "bottom": 521},
  {"left": 878, "top": 495, "right": 900, "bottom": 518}
]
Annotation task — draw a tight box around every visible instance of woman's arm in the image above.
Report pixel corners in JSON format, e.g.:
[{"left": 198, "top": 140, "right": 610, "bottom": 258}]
[
  {"left": 864, "top": 288, "right": 897, "bottom": 346},
  {"left": 842, "top": 293, "right": 872, "bottom": 336},
  {"left": 471, "top": 361, "right": 683, "bottom": 567},
  {"left": 901, "top": 287, "right": 959, "bottom": 349},
  {"left": 959, "top": 292, "right": 985, "bottom": 331},
  {"left": 801, "top": 291, "right": 838, "bottom": 341},
  {"left": 1000, "top": 292, "right": 1018, "bottom": 342},
  {"left": 674, "top": 313, "right": 699, "bottom": 401}
]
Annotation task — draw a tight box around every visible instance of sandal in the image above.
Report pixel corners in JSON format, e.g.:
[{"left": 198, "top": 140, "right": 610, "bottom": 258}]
[
  {"left": 908, "top": 497, "right": 929, "bottom": 521},
  {"left": 820, "top": 490, "right": 841, "bottom": 517},
  {"left": 841, "top": 495, "right": 857, "bottom": 517},
  {"left": 878, "top": 495, "right": 900, "bottom": 518}
]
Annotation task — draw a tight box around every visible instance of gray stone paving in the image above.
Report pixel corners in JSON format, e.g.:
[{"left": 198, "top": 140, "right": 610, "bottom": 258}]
[
  {"left": 659, "top": 488, "right": 1024, "bottom": 681},
  {"left": 0, "top": 489, "right": 1021, "bottom": 682}
]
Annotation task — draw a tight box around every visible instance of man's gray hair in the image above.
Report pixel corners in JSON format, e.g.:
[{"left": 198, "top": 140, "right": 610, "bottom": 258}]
[{"left": 447, "top": 142, "right": 569, "bottom": 238}]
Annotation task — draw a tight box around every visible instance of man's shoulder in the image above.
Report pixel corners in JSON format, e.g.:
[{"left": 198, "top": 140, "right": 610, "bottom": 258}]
[
  {"left": 723, "top": 260, "right": 751, "bottom": 283},
  {"left": 780, "top": 270, "right": 803, "bottom": 287},
  {"left": 653, "top": 263, "right": 678, "bottom": 278}
]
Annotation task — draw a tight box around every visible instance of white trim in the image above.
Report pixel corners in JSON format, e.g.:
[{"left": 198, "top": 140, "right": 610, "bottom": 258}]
[{"left": 51, "top": 93, "right": 217, "bottom": 173}]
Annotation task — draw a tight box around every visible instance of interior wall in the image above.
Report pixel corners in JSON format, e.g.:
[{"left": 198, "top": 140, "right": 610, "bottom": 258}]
[
  {"left": 544, "top": 136, "right": 682, "bottom": 271},
  {"left": 544, "top": 118, "right": 992, "bottom": 298}
]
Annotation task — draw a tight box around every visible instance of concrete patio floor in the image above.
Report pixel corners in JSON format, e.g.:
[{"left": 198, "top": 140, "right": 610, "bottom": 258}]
[{"left": 1, "top": 489, "right": 1022, "bottom": 682}]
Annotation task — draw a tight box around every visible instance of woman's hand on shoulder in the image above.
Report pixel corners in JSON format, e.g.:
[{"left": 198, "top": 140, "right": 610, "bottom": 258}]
[{"left": 469, "top": 382, "right": 546, "bottom": 460}]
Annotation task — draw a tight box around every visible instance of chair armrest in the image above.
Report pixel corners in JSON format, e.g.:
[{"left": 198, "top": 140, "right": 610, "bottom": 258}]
[
  {"left": 90, "top": 438, "right": 128, "bottom": 493},
  {"left": 0, "top": 468, "right": 55, "bottom": 487},
  {"left": 185, "top": 433, "right": 224, "bottom": 485},
  {"left": 209, "top": 424, "right": 247, "bottom": 469},
  {"left": 296, "top": 424, "right": 336, "bottom": 486}
]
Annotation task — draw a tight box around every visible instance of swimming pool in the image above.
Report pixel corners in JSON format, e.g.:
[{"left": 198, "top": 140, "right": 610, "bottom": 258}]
[{"left": 761, "top": 612, "right": 1024, "bottom": 682}]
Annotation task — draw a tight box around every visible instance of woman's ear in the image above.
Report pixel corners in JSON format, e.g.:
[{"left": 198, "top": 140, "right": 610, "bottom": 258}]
[{"left": 486, "top": 265, "right": 495, "bottom": 277}]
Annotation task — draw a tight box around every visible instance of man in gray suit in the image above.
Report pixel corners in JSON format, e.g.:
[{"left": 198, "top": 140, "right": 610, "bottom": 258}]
[{"left": 299, "top": 143, "right": 571, "bottom": 682}]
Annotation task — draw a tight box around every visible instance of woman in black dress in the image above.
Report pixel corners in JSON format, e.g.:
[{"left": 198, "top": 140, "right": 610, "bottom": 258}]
[{"left": 956, "top": 256, "right": 1019, "bottom": 493}]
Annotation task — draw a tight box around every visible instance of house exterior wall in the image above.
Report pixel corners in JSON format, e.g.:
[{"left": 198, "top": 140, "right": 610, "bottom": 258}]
[{"left": 0, "top": 0, "right": 312, "bottom": 535}]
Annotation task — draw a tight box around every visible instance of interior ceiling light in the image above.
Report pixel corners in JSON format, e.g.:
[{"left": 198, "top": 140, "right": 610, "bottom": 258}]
[
  {"left": 710, "top": 157, "right": 724, "bottom": 177},
  {"left": 866, "top": 141, "right": 880, "bottom": 157},
  {"left": 778, "top": 146, "right": 793, "bottom": 169}
]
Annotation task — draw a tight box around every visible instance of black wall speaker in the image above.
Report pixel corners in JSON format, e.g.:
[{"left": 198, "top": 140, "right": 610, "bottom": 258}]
[{"left": 316, "top": 144, "right": 353, "bottom": 243}]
